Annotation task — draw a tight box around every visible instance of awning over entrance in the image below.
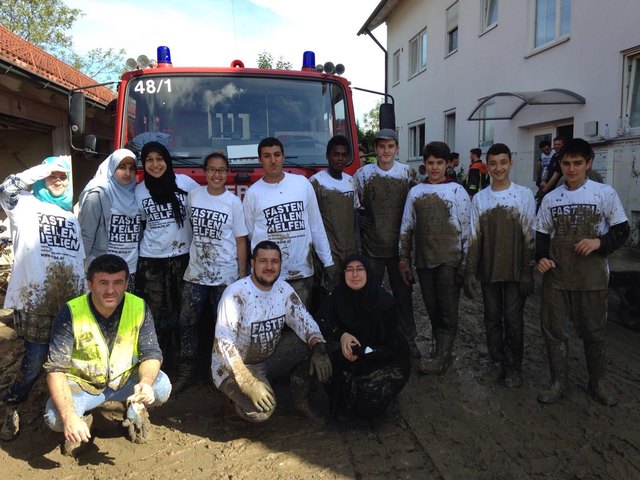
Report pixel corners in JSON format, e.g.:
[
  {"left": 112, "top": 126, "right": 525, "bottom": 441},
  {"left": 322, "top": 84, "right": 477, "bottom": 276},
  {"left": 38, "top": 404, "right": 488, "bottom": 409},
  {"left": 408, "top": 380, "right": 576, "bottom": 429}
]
[{"left": 467, "top": 89, "right": 585, "bottom": 121}]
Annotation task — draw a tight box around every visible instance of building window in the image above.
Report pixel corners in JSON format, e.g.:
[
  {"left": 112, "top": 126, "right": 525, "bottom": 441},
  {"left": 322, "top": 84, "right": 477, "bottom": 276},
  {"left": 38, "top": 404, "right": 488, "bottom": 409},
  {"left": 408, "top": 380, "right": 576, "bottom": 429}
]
[
  {"left": 446, "top": 2, "right": 458, "bottom": 55},
  {"left": 409, "top": 123, "right": 426, "bottom": 159},
  {"left": 478, "top": 103, "right": 495, "bottom": 148},
  {"left": 445, "top": 110, "right": 456, "bottom": 149},
  {"left": 481, "top": 0, "right": 498, "bottom": 32},
  {"left": 409, "top": 29, "right": 427, "bottom": 77},
  {"left": 392, "top": 50, "right": 401, "bottom": 85},
  {"left": 533, "top": 0, "right": 570, "bottom": 49},
  {"left": 623, "top": 47, "right": 640, "bottom": 130}
]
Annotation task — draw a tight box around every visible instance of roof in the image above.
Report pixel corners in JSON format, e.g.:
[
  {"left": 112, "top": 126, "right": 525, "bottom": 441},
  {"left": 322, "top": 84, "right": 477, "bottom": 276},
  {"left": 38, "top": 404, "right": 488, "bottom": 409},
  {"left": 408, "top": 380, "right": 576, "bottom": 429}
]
[
  {"left": 0, "top": 25, "right": 116, "bottom": 106},
  {"left": 358, "top": 0, "right": 401, "bottom": 35}
]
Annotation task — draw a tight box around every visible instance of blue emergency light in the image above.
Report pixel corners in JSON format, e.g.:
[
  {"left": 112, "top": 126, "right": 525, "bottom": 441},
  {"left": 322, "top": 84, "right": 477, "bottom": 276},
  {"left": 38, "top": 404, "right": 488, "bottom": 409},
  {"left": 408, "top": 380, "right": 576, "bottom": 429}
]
[
  {"left": 157, "top": 46, "right": 172, "bottom": 67},
  {"left": 302, "top": 51, "right": 315, "bottom": 71}
]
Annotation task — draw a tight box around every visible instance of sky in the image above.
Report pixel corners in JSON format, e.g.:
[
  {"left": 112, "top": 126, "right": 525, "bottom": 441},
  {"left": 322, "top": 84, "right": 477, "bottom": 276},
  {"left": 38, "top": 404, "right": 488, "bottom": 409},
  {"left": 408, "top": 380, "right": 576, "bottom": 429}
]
[{"left": 65, "top": 0, "right": 387, "bottom": 123}]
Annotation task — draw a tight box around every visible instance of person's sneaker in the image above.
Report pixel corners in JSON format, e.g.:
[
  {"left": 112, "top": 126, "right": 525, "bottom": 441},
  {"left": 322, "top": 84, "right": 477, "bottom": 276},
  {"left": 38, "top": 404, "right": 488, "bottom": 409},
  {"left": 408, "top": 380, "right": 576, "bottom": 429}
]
[
  {"left": 0, "top": 405, "right": 19, "bottom": 442},
  {"left": 122, "top": 402, "right": 150, "bottom": 444},
  {"left": 62, "top": 414, "right": 93, "bottom": 457}
]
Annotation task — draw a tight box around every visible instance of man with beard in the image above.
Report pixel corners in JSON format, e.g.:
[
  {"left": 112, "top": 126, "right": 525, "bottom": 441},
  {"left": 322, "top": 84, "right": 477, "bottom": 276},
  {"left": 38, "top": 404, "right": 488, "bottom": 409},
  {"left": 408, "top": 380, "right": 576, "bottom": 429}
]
[{"left": 211, "top": 241, "right": 332, "bottom": 423}]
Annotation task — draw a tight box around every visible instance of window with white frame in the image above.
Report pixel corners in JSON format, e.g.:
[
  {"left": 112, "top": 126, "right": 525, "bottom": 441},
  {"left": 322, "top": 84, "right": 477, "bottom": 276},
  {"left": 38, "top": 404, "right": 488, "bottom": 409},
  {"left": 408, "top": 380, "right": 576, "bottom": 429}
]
[
  {"left": 446, "top": 2, "right": 458, "bottom": 55},
  {"left": 409, "top": 29, "right": 427, "bottom": 76},
  {"left": 478, "top": 102, "right": 495, "bottom": 148},
  {"left": 445, "top": 111, "right": 456, "bottom": 149},
  {"left": 409, "top": 123, "right": 426, "bottom": 159},
  {"left": 481, "top": 0, "right": 498, "bottom": 32},
  {"left": 392, "top": 50, "right": 401, "bottom": 85},
  {"left": 533, "top": 0, "right": 570, "bottom": 49},
  {"left": 623, "top": 47, "right": 640, "bottom": 130}
]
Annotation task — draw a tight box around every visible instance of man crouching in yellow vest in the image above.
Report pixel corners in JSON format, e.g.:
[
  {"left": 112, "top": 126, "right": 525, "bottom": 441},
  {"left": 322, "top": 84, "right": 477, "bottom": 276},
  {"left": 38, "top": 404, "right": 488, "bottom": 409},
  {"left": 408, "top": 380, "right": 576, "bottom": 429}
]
[{"left": 43, "top": 254, "right": 171, "bottom": 456}]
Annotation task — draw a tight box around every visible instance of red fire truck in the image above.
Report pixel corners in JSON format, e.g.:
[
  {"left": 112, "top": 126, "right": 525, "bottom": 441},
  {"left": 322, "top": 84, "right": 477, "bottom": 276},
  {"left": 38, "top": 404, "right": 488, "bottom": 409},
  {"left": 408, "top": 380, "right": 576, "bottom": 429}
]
[{"left": 69, "top": 47, "right": 391, "bottom": 197}]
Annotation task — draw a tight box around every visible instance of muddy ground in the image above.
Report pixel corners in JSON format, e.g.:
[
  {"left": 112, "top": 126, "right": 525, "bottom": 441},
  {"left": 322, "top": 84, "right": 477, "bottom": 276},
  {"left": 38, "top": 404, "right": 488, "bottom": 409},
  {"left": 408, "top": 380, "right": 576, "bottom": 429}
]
[{"left": 1, "top": 275, "right": 639, "bottom": 480}]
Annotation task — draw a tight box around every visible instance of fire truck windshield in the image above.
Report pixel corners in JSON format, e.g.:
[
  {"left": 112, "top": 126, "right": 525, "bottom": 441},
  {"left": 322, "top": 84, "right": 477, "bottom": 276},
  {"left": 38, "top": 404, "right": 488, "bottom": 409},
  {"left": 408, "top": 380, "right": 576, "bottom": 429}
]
[{"left": 122, "top": 74, "right": 351, "bottom": 167}]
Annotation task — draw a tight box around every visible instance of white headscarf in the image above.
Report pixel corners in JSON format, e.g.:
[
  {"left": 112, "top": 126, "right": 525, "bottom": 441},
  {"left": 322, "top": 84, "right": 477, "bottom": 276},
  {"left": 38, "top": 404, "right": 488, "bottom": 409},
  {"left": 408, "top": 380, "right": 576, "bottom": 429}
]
[{"left": 79, "top": 149, "right": 138, "bottom": 216}]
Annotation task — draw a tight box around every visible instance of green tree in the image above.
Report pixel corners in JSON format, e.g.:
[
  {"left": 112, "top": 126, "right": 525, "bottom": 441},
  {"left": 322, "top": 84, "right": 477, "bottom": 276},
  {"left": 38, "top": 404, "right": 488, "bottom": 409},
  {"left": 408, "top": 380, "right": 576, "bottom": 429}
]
[
  {"left": 257, "top": 50, "right": 292, "bottom": 70},
  {"left": 0, "top": 0, "right": 126, "bottom": 84},
  {"left": 362, "top": 99, "right": 383, "bottom": 133}
]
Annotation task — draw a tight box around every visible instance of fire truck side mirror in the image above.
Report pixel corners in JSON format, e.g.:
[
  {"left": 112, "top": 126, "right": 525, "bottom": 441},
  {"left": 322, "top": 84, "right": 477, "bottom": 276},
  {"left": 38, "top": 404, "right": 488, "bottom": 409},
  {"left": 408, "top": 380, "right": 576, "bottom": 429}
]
[
  {"left": 84, "top": 135, "right": 97, "bottom": 154},
  {"left": 69, "top": 92, "right": 86, "bottom": 136},
  {"left": 379, "top": 103, "right": 396, "bottom": 131}
]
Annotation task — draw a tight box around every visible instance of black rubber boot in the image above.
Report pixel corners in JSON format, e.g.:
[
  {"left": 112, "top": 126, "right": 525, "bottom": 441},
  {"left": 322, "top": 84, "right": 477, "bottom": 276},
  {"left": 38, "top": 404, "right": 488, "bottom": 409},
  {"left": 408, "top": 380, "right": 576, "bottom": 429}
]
[
  {"left": 171, "top": 359, "right": 196, "bottom": 395},
  {"left": 584, "top": 341, "right": 617, "bottom": 406},
  {"left": 290, "top": 369, "right": 325, "bottom": 425},
  {"left": 538, "top": 341, "right": 568, "bottom": 404},
  {"left": 419, "top": 330, "right": 455, "bottom": 375}
]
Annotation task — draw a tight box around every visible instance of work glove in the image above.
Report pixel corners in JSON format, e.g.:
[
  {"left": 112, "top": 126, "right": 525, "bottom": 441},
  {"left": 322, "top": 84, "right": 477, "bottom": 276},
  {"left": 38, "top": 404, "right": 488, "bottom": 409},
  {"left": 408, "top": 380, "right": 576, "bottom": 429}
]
[
  {"left": 398, "top": 260, "right": 414, "bottom": 286},
  {"left": 323, "top": 264, "right": 338, "bottom": 292},
  {"left": 239, "top": 377, "right": 276, "bottom": 413},
  {"left": 309, "top": 342, "right": 332, "bottom": 383},
  {"left": 463, "top": 273, "right": 478, "bottom": 299},
  {"left": 519, "top": 271, "right": 534, "bottom": 297}
]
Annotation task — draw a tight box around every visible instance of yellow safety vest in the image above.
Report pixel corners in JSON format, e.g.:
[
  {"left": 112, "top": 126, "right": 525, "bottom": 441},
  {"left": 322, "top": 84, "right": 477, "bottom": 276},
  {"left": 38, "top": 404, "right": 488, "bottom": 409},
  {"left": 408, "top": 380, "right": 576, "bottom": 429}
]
[{"left": 66, "top": 292, "right": 144, "bottom": 394}]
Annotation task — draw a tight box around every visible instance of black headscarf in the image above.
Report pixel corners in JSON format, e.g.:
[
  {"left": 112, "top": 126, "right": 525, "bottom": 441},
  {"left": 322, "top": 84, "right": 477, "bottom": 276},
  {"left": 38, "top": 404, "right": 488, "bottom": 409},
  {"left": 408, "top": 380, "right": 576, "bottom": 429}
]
[
  {"left": 330, "top": 254, "right": 394, "bottom": 346},
  {"left": 141, "top": 141, "right": 187, "bottom": 228}
]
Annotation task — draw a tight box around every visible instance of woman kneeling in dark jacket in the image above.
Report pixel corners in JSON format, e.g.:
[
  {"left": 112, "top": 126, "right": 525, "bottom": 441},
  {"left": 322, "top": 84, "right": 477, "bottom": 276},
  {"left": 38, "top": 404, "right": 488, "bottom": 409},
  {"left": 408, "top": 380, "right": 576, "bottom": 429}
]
[{"left": 315, "top": 254, "right": 410, "bottom": 420}]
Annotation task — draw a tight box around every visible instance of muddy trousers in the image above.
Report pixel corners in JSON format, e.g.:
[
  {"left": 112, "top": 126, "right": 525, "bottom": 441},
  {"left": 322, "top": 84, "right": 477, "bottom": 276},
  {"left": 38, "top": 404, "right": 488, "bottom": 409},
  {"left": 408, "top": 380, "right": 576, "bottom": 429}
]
[
  {"left": 43, "top": 371, "right": 172, "bottom": 432},
  {"left": 541, "top": 286, "right": 609, "bottom": 400},
  {"left": 287, "top": 276, "right": 314, "bottom": 312},
  {"left": 368, "top": 256, "right": 416, "bottom": 344},
  {"left": 481, "top": 281, "right": 525, "bottom": 370},
  {"left": 178, "top": 282, "right": 225, "bottom": 360},
  {"left": 416, "top": 266, "right": 460, "bottom": 335},
  {"left": 2, "top": 340, "right": 48, "bottom": 405},
  {"left": 218, "top": 331, "right": 311, "bottom": 423}
]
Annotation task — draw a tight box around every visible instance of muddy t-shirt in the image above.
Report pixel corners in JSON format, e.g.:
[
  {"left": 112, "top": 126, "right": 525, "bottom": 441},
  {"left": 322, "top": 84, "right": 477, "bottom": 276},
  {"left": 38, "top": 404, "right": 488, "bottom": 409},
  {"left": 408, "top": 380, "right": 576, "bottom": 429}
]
[
  {"left": 309, "top": 170, "right": 360, "bottom": 266},
  {"left": 135, "top": 174, "right": 198, "bottom": 258},
  {"left": 184, "top": 187, "right": 248, "bottom": 286},
  {"left": 467, "top": 183, "right": 536, "bottom": 283},
  {"left": 211, "top": 277, "right": 324, "bottom": 387},
  {"left": 354, "top": 162, "right": 417, "bottom": 258},
  {"left": 243, "top": 173, "right": 333, "bottom": 280},
  {"left": 399, "top": 181, "right": 471, "bottom": 269},
  {"left": 0, "top": 189, "right": 85, "bottom": 315},
  {"left": 536, "top": 180, "right": 628, "bottom": 290}
]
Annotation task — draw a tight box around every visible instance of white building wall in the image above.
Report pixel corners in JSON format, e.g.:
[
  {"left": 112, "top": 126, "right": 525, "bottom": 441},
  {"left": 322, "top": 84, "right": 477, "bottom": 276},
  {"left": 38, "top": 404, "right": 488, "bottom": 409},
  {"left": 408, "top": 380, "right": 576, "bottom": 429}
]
[{"left": 385, "top": 0, "right": 640, "bottom": 196}]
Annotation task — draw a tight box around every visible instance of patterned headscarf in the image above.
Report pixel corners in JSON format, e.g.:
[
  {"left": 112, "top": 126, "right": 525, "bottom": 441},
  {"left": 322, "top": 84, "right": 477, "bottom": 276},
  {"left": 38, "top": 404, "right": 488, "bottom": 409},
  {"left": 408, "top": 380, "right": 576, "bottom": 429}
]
[{"left": 33, "top": 155, "right": 73, "bottom": 211}]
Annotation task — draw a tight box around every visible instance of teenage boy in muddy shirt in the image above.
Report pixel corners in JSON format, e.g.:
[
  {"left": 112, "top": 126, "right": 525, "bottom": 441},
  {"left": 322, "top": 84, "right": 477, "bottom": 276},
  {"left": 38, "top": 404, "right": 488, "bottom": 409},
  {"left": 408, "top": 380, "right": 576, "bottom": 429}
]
[
  {"left": 310, "top": 135, "right": 360, "bottom": 307},
  {"left": 211, "top": 241, "right": 332, "bottom": 423},
  {"left": 536, "top": 138, "right": 629, "bottom": 406},
  {"left": 464, "top": 143, "right": 536, "bottom": 388},
  {"left": 399, "top": 141, "right": 471, "bottom": 375},
  {"left": 354, "top": 129, "right": 419, "bottom": 357}
]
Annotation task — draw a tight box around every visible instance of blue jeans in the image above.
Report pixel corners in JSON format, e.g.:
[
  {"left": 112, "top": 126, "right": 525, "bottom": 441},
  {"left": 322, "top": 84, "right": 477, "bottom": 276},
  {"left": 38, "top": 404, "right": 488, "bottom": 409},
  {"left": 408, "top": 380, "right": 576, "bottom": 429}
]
[
  {"left": 2, "top": 340, "right": 49, "bottom": 405},
  {"left": 43, "top": 370, "right": 172, "bottom": 432}
]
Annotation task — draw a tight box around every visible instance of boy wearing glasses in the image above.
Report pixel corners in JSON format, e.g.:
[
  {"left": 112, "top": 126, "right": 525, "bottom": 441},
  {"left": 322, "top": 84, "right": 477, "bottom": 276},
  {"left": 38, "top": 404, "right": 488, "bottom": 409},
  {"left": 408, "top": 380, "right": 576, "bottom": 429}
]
[
  {"left": 173, "top": 152, "right": 249, "bottom": 393},
  {"left": 399, "top": 141, "right": 471, "bottom": 375}
]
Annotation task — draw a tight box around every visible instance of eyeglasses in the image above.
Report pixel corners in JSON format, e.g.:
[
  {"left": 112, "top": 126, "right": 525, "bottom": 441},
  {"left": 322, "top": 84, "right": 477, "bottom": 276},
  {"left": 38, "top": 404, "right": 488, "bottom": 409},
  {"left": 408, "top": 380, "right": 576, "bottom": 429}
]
[
  {"left": 48, "top": 174, "right": 68, "bottom": 182},
  {"left": 344, "top": 266, "right": 366, "bottom": 274},
  {"left": 206, "top": 168, "right": 229, "bottom": 175}
]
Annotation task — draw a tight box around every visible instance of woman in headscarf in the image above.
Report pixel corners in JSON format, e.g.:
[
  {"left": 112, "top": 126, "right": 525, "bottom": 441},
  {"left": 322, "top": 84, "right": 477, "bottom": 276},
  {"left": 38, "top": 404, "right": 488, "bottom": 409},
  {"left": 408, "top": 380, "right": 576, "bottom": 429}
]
[
  {"left": 79, "top": 149, "right": 139, "bottom": 290},
  {"left": 0, "top": 155, "right": 85, "bottom": 441},
  {"left": 134, "top": 141, "right": 198, "bottom": 373},
  {"left": 315, "top": 254, "right": 410, "bottom": 421}
]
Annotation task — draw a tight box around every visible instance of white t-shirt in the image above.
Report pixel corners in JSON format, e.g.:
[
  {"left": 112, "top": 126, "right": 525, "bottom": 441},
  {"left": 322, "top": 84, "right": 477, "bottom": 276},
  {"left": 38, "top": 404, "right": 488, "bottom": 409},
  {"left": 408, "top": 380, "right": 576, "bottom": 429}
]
[
  {"left": 135, "top": 174, "right": 199, "bottom": 258},
  {"left": 107, "top": 209, "right": 141, "bottom": 274},
  {"left": 399, "top": 181, "right": 471, "bottom": 269},
  {"left": 354, "top": 161, "right": 417, "bottom": 258},
  {"left": 211, "top": 276, "right": 324, "bottom": 387},
  {"left": 243, "top": 173, "right": 333, "bottom": 280},
  {"left": 184, "top": 188, "right": 248, "bottom": 286},
  {"left": 468, "top": 183, "right": 536, "bottom": 282},
  {"left": 536, "top": 180, "right": 628, "bottom": 290},
  {"left": 2, "top": 192, "right": 85, "bottom": 314},
  {"left": 309, "top": 170, "right": 360, "bottom": 265}
]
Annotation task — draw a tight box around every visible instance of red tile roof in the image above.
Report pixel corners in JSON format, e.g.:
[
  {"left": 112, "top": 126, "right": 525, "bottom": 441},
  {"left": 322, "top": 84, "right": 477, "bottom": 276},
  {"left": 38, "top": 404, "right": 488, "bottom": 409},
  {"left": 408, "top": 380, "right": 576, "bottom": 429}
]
[{"left": 0, "top": 25, "right": 116, "bottom": 106}]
